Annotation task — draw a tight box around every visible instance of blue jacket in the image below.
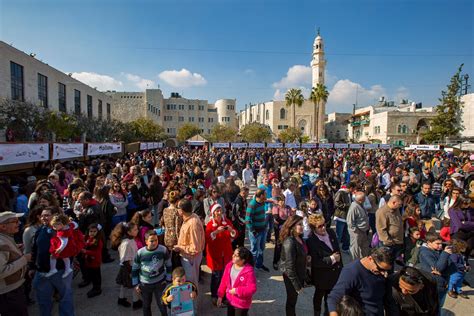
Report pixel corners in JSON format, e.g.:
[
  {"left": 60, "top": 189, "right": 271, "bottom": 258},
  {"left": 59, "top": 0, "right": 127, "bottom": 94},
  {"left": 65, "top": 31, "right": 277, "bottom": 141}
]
[
  {"left": 31, "top": 225, "right": 65, "bottom": 273},
  {"left": 417, "top": 245, "right": 450, "bottom": 291},
  {"left": 415, "top": 192, "right": 435, "bottom": 219}
]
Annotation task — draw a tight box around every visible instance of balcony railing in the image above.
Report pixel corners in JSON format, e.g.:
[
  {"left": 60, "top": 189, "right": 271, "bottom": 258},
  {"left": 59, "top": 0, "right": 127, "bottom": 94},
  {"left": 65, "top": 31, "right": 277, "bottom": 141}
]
[{"left": 351, "top": 119, "right": 370, "bottom": 126}]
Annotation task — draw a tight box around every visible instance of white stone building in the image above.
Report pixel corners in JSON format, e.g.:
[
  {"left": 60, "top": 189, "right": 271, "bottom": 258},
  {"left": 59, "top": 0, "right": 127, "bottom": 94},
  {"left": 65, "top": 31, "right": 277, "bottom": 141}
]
[
  {"left": 348, "top": 98, "right": 437, "bottom": 146},
  {"left": 106, "top": 89, "right": 237, "bottom": 138},
  {"left": 325, "top": 113, "right": 351, "bottom": 142},
  {"left": 0, "top": 41, "right": 113, "bottom": 120},
  {"left": 461, "top": 93, "right": 474, "bottom": 138},
  {"left": 238, "top": 31, "right": 327, "bottom": 141}
]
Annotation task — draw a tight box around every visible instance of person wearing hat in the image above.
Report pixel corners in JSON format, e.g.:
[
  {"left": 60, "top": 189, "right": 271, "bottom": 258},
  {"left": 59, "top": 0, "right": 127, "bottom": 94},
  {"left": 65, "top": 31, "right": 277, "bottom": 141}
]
[
  {"left": 205, "top": 204, "right": 237, "bottom": 306},
  {"left": 0, "top": 211, "right": 30, "bottom": 316}
]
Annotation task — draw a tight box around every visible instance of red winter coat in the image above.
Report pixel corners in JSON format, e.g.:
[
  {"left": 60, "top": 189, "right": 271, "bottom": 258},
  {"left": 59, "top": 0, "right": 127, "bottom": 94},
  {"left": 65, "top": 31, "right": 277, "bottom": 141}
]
[
  {"left": 50, "top": 223, "right": 77, "bottom": 259},
  {"left": 83, "top": 236, "right": 103, "bottom": 268},
  {"left": 205, "top": 220, "right": 236, "bottom": 271}
]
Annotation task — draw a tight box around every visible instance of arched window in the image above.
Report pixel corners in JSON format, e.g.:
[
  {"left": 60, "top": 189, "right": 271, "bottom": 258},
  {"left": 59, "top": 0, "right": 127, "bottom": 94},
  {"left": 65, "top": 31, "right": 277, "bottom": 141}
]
[
  {"left": 280, "top": 108, "right": 286, "bottom": 120},
  {"left": 402, "top": 125, "right": 408, "bottom": 134},
  {"left": 398, "top": 125, "right": 402, "bottom": 133},
  {"left": 266, "top": 110, "right": 269, "bottom": 120}
]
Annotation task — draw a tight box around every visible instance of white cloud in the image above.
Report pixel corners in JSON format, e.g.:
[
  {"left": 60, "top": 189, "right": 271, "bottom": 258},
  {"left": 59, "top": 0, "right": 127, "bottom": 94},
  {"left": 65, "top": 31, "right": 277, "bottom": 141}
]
[
  {"left": 71, "top": 72, "right": 123, "bottom": 91},
  {"left": 327, "top": 79, "right": 387, "bottom": 112},
  {"left": 394, "top": 86, "right": 410, "bottom": 102},
  {"left": 244, "top": 69, "right": 255, "bottom": 75},
  {"left": 272, "top": 65, "right": 312, "bottom": 89},
  {"left": 158, "top": 68, "right": 207, "bottom": 88},
  {"left": 123, "top": 73, "right": 155, "bottom": 90}
]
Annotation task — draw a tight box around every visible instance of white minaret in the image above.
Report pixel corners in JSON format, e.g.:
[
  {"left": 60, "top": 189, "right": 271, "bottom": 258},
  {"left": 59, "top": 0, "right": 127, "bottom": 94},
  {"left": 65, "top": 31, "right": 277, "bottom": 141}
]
[{"left": 310, "top": 28, "right": 327, "bottom": 141}]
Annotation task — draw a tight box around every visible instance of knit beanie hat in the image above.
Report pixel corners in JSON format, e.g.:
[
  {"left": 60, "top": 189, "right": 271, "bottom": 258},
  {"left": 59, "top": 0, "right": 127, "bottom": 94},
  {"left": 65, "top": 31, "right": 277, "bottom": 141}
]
[{"left": 210, "top": 203, "right": 227, "bottom": 227}]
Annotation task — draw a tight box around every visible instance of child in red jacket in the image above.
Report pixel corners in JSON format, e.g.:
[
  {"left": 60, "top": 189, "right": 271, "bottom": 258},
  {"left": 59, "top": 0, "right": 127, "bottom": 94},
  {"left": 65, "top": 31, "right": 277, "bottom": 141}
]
[
  {"left": 81, "top": 223, "right": 104, "bottom": 298},
  {"left": 47, "top": 214, "right": 77, "bottom": 278}
]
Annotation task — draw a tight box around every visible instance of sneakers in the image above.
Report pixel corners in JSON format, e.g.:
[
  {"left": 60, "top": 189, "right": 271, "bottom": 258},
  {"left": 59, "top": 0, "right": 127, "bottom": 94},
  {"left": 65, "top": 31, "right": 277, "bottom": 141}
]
[
  {"left": 45, "top": 269, "right": 58, "bottom": 278},
  {"left": 87, "top": 289, "right": 102, "bottom": 298},
  {"left": 132, "top": 300, "right": 143, "bottom": 309},
  {"left": 257, "top": 265, "right": 270, "bottom": 272},
  {"left": 117, "top": 298, "right": 131, "bottom": 307}
]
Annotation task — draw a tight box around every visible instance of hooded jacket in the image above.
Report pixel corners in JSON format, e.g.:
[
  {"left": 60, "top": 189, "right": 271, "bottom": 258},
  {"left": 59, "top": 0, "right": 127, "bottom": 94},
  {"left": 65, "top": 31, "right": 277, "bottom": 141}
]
[{"left": 217, "top": 262, "right": 257, "bottom": 309}]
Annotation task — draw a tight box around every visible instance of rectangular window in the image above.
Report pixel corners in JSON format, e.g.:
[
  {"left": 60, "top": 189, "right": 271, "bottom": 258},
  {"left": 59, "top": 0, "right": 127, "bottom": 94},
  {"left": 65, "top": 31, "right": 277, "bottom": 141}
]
[
  {"left": 164, "top": 116, "right": 173, "bottom": 121},
  {"left": 87, "top": 95, "right": 93, "bottom": 118},
  {"left": 189, "top": 104, "right": 195, "bottom": 110},
  {"left": 208, "top": 118, "right": 214, "bottom": 123},
  {"left": 38, "top": 73, "right": 48, "bottom": 108},
  {"left": 74, "top": 90, "right": 81, "bottom": 115},
  {"left": 199, "top": 105, "right": 204, "bottom": 111},
  {"left": 198, "top": 117, "right": 204, "bottom": 122},
  {"left": 58, "top": 83, "right": 66, "bottom": 112},
  {"left": 179, "top": 104, "right": 185, "bottom": 110},
  {"left": 106, "top": 103, "right": 111, "bottom": 120},
  {"left": 179, "top": 116, "right": 184, "bottom": 122},
  {"left": 98, "top": 100, "right": 103, "bottom": 120},
  {"left": 188, "top": 117, "right": 194, "bottom": 122},
  {"left": 10, "top": 61, "right": 24, "bottom": 101}
]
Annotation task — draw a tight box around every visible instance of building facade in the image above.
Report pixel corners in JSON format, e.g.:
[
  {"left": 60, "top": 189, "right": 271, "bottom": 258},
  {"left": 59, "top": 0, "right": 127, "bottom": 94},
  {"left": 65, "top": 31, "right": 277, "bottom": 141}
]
[
  {"left": 238, "top": 32, "right": 326, "bottom": 141},
  {"left": 325, "top": 112, "right": 351, "bottom": 142},
  {"left": 0, "top": 41, "right": 113, "bottom": 120},
  {"left": 461, "top": 93, "right": 474, "bottom": 138},
  {"left": 348, "top": 99, "right": 437, "bottom": 146},
  {"left": 106, "top": 90, "right": 237, "bottom": 137}
]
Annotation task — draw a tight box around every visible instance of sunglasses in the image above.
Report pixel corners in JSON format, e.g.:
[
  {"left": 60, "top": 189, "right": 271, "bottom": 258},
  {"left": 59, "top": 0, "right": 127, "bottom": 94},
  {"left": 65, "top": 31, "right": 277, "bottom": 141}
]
[{"left": 373, "top": 259, "right": 391, "bottom": 274}]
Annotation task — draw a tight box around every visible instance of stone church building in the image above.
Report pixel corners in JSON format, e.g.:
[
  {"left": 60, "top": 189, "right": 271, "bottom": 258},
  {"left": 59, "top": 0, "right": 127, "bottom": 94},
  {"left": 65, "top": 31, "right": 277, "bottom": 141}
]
[{"left": 238, "top": 32, "right": 327, "bottom": 141}]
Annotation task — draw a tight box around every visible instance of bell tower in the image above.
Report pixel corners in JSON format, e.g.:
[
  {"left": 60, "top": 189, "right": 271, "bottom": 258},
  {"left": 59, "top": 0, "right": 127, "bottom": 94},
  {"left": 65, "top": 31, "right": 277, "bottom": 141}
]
[{"left": 311, "top": 28, "right": 326, "bottom": 88}]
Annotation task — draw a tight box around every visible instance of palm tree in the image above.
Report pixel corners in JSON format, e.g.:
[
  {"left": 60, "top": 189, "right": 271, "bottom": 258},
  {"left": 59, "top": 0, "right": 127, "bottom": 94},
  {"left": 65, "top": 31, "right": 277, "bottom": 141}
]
[
  {"left": 285, "top": 88, "right": 305, "bottom": 128},
  {"left": 310, "top": 83, "right": 329, "bottom": 141}
]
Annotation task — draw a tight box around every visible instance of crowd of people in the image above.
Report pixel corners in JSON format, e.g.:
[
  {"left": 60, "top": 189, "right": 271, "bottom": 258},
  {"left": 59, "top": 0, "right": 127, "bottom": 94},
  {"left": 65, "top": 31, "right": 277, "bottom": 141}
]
[{"left": 0, "top": 146, "right": 473, "bottom": 316}]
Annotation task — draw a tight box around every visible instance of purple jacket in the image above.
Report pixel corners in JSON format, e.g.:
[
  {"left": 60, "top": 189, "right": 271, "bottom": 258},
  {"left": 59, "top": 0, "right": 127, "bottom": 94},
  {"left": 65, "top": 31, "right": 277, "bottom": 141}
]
[{"left": 448, "top": 207, "right": 474, "bottom": 235}]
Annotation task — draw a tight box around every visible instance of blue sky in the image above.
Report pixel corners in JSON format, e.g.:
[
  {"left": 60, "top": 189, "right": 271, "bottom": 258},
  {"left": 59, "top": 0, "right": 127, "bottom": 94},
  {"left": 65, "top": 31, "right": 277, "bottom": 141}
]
[{"left": 1, "top": 0, "right": 472, "bottom": 113}]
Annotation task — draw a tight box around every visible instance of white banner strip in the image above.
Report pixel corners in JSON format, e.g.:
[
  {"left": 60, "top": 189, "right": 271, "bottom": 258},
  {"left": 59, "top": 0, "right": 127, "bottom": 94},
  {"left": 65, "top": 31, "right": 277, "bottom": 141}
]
[
  {"left": 349, "top": 144, "right": 363, "bottom": 149},
  {"left": 364, "top": 144, "right": 379, "bottom": 149},
  {"left": 231, "top": 143, "right": 248, "bottom": 149},
  {"left": 213, "top": 143, "right": 230, "bottom": 148},
  {"left": 53, "top": 143, "right": 84, "bottom": 160},
  {"left": 301, "top": 143, "right": 317, "bottom": 149},
  {"left": 248, "top": 143, "right": 265, "bottom": 148},
  {"left": 87, "top": 143, "right": 122, "bottom": 156},
  {"left": 267, "top": 143, "right": 283, "bottom": 148},
  {"left": 319, "top": 143, "right": 334, "bottom": 149},
  {"left": 334, "top": 143, "right": 349, "bottom": 149},
  {"left": 0, "top": 143, "right": 49, "bottom": 166},
  {"left": 285, "top": 143, "right": 300, "bottom": 148}
]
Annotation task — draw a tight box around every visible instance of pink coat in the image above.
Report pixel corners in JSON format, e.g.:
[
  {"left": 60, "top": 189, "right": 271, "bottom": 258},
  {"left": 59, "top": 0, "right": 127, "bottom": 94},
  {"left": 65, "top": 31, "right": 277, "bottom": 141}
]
[{"left": 217, "top": 262, "right": 257, "bottom": 309}]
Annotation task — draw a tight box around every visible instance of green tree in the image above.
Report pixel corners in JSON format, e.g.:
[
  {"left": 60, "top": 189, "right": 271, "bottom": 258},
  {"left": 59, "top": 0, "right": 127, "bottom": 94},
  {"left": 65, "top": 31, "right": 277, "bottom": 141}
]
[
  {"left": 240, "top": 122, "right": 273, "bottom": 143},
  {"left": 129, "top": 117, "right": 167, "bottom": 141},
  {"left": 0, "top": 99, "right": 49, "bottom": 141},
  {"left": 310, "top": 83, "right": 329, "bottom": 141},
  {"left": 424, "top": 64, "right": 465, "bottom": 143},
  {"left": 177, "top": 123, "right": 201, "bottom": 142},
  {"left": 210, "top": 124, "right": 238, "bottom": 142},
  {"left": 46, "top": 111, "right": 80, "bottom": 141},
  {"left": 278, "top": 127, "right": 302, "bottom": 143},
  {"left": 285, "top": 88, "right": 305, "bottom": 128}
]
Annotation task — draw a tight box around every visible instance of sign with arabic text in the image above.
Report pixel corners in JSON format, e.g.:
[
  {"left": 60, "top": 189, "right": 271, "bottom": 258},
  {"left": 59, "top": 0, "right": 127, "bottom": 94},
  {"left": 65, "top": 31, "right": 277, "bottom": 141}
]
[
  {"left": 87, "top": 143, "right": 122, "bottom": 156},
  {"left": 0, "top": 143, "right": 49, "bottom": 166},
  {"left": 53, "top": 143, "right": 84, "bottom": 159}
]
